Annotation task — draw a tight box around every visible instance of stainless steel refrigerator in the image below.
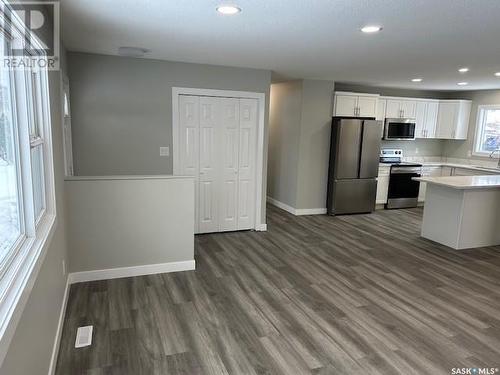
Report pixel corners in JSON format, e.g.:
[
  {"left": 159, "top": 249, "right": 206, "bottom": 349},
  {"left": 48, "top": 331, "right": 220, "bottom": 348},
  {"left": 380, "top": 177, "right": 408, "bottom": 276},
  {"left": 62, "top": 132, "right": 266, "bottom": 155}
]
[{"left": 327, "top": 118, "right": 382, "bottom": 215}]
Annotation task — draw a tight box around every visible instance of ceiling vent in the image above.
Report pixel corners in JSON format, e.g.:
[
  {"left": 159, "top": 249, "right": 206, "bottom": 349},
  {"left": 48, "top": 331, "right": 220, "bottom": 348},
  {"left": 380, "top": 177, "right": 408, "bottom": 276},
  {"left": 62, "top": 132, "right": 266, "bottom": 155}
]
[
  {"left": 75, "top": 325, "right": 93, "bottom": 348},
  {"left": 118, "top": 46, "right": 151, "bottom": 58}
]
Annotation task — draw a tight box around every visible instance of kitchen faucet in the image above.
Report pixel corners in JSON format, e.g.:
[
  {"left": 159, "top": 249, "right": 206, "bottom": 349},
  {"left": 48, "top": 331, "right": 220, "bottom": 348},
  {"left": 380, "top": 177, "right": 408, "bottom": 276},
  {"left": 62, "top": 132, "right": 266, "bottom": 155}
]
[{"left": 489, "top": 149, "right": 500, "bottom": 168}]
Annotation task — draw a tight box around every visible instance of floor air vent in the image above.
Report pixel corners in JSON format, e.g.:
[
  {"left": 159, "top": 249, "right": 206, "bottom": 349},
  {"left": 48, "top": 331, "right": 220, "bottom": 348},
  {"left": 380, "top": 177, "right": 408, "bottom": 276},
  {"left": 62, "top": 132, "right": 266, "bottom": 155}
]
[{"left": 75, "top": 325, "right": 93, "bottom": 348}]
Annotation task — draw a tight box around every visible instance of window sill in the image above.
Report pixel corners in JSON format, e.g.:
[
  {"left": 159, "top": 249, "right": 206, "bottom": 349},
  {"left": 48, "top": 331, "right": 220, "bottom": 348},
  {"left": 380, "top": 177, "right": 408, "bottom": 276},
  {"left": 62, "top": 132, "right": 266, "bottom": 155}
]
[
  {"left": 471, "top": 151, "right": 497, "bottom": 158},
  {"left": 0, "top": 213, "right": 57, "bottom": 366}
]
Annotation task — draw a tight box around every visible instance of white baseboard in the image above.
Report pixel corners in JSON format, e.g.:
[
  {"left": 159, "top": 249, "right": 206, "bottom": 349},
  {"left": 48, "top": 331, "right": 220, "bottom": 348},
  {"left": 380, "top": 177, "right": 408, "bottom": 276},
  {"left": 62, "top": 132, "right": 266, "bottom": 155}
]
[
  {"left": 267, "top": 197, "right": 326, "bottom": 216},
  {"left": 68, "top": 260, "right": 196, "bottom": 284},
  {"left": 295, "top": 208, "right": 327, "bottom": 215},
  {"left": 48, "top": 275, "right": 70, "bottom": 375},
  {"left": 267, "top": 196, "right": 296, "bottom": 215},
  {"left": 255, "top": 223, "right": 267, "bottom": 231}
]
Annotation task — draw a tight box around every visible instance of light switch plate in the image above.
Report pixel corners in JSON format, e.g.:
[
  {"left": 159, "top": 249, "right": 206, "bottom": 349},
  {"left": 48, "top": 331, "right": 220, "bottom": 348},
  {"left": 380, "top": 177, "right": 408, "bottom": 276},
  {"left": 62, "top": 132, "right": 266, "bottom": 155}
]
[{"left": 160, "top": 146, "right": 169, "bottom": 157}]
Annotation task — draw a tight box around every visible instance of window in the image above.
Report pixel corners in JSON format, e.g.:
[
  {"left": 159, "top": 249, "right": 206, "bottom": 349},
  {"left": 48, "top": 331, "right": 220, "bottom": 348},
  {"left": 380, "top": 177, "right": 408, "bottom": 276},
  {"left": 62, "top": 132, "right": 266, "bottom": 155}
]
[
  {"left": 0, "top": 38, "right": 22, "bottom": 266},
  {"left": 0, "top": 1, "right": 56, "bottom": 355},
  {"left": 474, "top": 105, "right": 500, "bottom": 155}
]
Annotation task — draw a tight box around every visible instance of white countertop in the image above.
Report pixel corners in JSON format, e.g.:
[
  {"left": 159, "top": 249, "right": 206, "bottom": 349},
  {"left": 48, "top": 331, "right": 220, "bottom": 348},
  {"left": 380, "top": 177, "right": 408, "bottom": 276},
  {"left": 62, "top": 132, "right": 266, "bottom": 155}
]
[{"left": 413, "top": 175, "right": 500, "bottom": 190}]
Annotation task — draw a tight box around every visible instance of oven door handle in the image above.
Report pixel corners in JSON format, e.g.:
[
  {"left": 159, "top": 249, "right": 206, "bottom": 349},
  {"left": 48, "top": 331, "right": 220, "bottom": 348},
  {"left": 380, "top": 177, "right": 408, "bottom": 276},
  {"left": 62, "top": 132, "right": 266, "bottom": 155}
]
[{"left": 391, "top": 167, "right": 422, "bottom": 174}]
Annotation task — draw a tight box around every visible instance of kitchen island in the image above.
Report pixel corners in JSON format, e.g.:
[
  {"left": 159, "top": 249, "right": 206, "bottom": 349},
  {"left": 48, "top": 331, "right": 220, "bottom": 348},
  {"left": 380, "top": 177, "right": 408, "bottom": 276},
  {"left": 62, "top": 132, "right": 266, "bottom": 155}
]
[{"left": 413, "top": 175, "right": 500, "bottom": 250}]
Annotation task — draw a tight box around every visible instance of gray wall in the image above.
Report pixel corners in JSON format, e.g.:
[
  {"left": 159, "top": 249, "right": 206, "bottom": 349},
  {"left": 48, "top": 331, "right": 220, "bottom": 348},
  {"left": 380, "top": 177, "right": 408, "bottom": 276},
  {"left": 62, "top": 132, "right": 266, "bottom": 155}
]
[
  {"left": 68, "top": 52, "right": 271, "bottom": 176},
  {"left": 66, "top": 177, "right": 194, "bottom": 272},
  {"left": 267, "top": 81, "right": 303, "bottom": 207},
  {"left": 267, "top": 79, "right": 334, "bottom": 210},
  {"left": 296, "top": 80, "right": 334, "bottom": 209},
  {"left": 68, "top": 52, "right": 271, "bottom": 224},
  {"left": 334, "top": 82, "right": 452, "bottom": 99},
  {"left": 443, "top": 89, "right": 500, "bottom": 160},
  {"left": 1, "top": 52, "right": 69, "bottom": 373}
]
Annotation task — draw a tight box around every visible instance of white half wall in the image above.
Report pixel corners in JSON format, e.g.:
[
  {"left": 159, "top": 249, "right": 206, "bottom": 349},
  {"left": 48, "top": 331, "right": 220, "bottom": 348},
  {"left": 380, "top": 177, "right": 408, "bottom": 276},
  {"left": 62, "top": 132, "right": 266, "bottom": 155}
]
[{"left": 65, "top": 175, "right": 195, "bottom": 278}]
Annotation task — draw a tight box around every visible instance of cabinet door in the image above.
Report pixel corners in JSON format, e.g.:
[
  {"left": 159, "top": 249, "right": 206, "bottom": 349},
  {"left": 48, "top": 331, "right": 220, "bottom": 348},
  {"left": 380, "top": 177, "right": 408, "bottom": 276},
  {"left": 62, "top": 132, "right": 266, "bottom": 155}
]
[
  {"left": 400, "top": 100, "right": 416, "bottom": 118},
  {"left": 238, "top": 99, "right": 258, "bottom": 230},
  {"left": 376, "top": 176, "right": 389, "bottom": 204},
  {"left": 376, "top": 98, "right": 386, "bottom": 121},
  {"left": 218, "top": 98, "right": 240, "bottom": 232},
  {"left": 424, "top": 102, "right": 439, "bottom": 138},
  {"left": 385, "top": 100, "right": 401, "bottom": 118},
  {"left": 454, "top": 101, "right": 471, "bottom": 140},
  {"left": 357, "top": 96, "right": 378, "bottom": 118},
  {"left": 198, "top": 97, "right": 219, "bottom": 233},
  {"left": 334, "top": 95, "right": 357, "bottom": 117},
  {"left": 415, "top": 101, "right": 427, "bottom": 138},
  {"left": 436, "top": 102, "right": 457, "bottom": 139}
]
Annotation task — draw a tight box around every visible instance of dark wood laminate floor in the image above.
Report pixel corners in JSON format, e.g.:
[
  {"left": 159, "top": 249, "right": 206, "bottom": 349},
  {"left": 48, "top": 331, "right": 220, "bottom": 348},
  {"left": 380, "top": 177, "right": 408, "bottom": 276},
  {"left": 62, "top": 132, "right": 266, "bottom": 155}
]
[{"left": 55, "top": 206, "right": 500, "bottom": 375}]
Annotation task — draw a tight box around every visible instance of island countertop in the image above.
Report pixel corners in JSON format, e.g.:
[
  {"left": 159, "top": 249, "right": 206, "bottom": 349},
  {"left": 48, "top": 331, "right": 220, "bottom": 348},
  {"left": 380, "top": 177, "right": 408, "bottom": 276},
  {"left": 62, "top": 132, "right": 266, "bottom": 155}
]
[{"left": 413, "top": 175, "right": 500, "bottom": 190}]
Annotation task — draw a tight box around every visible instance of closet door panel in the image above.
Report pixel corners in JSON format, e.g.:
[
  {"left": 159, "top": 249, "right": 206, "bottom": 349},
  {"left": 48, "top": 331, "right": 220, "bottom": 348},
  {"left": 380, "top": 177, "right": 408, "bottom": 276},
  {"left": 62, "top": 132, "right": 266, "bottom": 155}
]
[
  {"left": 219, "top": 98, "right": 240, "bottom": 231},
  {"left": 238, "top": 98, "right": 257, "bottom": 230},
  {"left": 179, "top": 95, "right": 199, "bottom": 232},
  {"left": 198, "top": 97, "right": 218, "bottom": 233}
]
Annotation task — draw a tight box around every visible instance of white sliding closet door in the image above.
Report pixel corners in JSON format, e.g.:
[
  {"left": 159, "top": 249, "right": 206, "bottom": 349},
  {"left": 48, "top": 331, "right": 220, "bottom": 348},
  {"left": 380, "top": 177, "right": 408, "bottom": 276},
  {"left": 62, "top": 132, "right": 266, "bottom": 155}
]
[
  {"left": 178, "top": 95, "right": 257, "bottom": 234},
  {"left": 178, "top": 95, "right": 200, "bottom": 232},
  {"left": 199, "top": 97, "right": 219, "bottom": 233},
  {"left": 238, "top": 99, "right": 258, "bottom": 230},
  {"left": 219, "top": 98, "right": 240, "bottom": 231}
]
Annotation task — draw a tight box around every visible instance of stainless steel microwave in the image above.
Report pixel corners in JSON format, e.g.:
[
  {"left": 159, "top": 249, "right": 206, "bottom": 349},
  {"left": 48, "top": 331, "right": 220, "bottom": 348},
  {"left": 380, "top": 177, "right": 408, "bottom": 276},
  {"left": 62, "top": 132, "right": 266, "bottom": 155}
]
[{"left": 383, "top": 118, "right": 416, "bottom": 140}]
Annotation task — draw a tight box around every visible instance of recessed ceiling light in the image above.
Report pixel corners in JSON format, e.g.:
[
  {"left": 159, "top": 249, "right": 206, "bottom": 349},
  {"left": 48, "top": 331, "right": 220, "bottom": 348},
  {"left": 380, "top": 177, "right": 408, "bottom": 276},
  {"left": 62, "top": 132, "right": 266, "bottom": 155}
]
[
  {"left": 457, "top": 82, "right": 468, "bottom": 86},
  {"left": 216, "top": 5, "right": 241, "bottom": 15},
  {"left": 411, "top": 78, "right": 423, "bottom": 82},
  {"left": 361, "top": 25, "right": 382, "bottom": 33},
  {"left": 495, "top": 72, "right": 500, "bottom": 77},
  {"left": 458, "top": 67, "right": 469, "bottom": 73}
]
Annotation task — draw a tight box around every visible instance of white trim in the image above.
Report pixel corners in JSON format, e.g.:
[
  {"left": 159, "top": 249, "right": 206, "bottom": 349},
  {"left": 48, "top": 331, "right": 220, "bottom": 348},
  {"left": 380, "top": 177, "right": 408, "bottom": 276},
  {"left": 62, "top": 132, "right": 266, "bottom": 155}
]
[
  {"left": 68, "top": 260, "right": 196, "bottom": 284},
  {"left": 295, "top": 208, "right": 327, "bottom": 215},
  {"left": 172, "top": 87, "right": 267, "bottom": 231},
  {"left": 267, "top": 196, "right": 296, "bottom": 215},
  {"left": 255, "top": 224, "right": 267, "bottom": 231},
  {"left": 48, "top": 275, "right": 70, "bottom": 375},
  {"left": 267, "top": 196, "right": 327, "bottom": 216},
  {"left": 0, "top": 215, "right": 56, "bottom": 366}
]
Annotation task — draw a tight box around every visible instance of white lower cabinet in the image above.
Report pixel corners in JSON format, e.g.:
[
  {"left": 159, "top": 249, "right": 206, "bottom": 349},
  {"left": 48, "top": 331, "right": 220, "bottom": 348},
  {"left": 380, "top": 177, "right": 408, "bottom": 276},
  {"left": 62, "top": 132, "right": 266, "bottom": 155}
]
[
  {"left": 376, "top": 166, "right": 390, "bottom": 204},
  {"left": 418, "top": 166, "right": 442, "bottom": 202}
]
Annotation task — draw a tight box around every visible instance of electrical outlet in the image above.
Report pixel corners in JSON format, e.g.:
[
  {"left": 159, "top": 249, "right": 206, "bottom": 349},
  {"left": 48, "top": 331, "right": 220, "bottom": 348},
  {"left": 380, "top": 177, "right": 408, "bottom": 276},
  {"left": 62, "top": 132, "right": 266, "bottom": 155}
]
[
  {"left": 159, "top": 146, "right": 169, "bottom": 157},
  {"left": 62, "top": 259, "right": 66, "bottom": 275}
]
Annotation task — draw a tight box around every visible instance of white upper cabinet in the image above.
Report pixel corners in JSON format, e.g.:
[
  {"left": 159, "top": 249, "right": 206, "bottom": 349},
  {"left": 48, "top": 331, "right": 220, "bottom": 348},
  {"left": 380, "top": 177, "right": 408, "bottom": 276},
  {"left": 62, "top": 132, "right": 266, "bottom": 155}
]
[
  {"left": 385, "top": 98, "right": 417, "bottom": 118},
  {"left": 376, "top": 98, "right": 387, "bottom": 122},
  {"left": 435, "top": 100, "right": 471, "bottom": 140},
  {"left": 333, "top": 92, "right": 378, "bottom": 118},
  {"left": 401, "top": 100, "right": 416, "bottom": 118},
  {"left": 415, "top": 100, "right": 439, "bottom": 139},
  {"left": 357, "top": 96, "right": 378, "bottom": 117},
  {"left": 424, "top": 101, "right": 439, "bottom": 138},
  {"left": 334, "top": 92, "right": 471, "bottom": 141}
]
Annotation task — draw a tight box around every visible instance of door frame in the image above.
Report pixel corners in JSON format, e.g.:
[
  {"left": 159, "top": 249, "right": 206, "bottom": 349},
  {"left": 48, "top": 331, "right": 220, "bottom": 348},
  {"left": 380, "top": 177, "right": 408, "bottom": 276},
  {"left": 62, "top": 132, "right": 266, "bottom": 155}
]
[{"left": 172, "top": 87, "right": 267, "bottom": 232}]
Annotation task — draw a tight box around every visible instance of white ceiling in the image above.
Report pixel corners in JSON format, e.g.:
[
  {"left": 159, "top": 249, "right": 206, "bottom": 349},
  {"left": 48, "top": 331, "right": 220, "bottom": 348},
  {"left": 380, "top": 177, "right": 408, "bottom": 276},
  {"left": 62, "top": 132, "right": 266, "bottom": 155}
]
[{"left": 62, "top": 0, "right": 500, "bottom": 90}]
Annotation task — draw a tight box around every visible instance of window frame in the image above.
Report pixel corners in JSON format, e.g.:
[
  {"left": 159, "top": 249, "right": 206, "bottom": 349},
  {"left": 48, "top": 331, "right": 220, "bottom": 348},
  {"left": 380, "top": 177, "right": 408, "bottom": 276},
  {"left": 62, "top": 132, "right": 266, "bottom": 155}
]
[
  {"left": 472, "top": 104, "right": 500, "bottom": 157},
  {"left": 0, "top": 1, "right": 57, "bottom": 366}
]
